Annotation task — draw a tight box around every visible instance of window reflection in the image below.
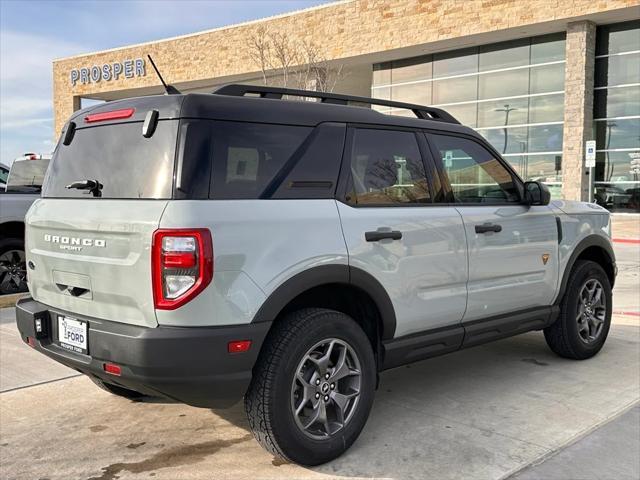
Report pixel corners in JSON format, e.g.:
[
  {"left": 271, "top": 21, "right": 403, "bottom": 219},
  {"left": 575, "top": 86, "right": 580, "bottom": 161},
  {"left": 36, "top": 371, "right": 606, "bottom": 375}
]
[
  {"left": 594, "top": 86, "right": 640, "bottom": 119},
  {"left": 595, "top": 53, "right": 640, "bottom": 87},
  {"left": 349, "top": 129, "right": 430, "bottom": 205},
  {"left": 595, "top": 119, "right": 640, "bottom": 150},
  {"left": 432, "top": 76, "right": 477, "bottom": 104}
]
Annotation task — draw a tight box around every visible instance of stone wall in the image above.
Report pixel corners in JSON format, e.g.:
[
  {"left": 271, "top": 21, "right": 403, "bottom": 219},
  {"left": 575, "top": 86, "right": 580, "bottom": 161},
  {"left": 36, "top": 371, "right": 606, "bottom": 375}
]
[
  {"left": 53, "top": 0, "right": 639, "bottom": 136},
  {"left": 561, "top": 20, "right": 596, "bottom": 202}
]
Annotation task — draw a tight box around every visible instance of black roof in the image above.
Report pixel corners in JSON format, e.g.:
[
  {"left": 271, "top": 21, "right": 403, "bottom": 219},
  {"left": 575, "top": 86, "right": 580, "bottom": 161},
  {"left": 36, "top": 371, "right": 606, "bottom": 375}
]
[{"left": 67, "top": 85, "right": 478, "bottom": 138}]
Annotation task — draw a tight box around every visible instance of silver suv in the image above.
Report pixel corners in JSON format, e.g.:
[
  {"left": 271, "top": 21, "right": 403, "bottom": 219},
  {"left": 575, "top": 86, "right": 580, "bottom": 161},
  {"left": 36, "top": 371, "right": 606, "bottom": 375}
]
[{"left": 16, "top": 85, "right": 616, "bottom": 465}]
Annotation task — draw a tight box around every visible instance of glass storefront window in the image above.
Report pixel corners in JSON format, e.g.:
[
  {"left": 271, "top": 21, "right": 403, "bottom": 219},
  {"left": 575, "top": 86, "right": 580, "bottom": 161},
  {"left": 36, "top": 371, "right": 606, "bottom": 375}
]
[
  {"left": 440, "top": 103, "right": 478, "bottom": 127},
  {"left": 594, "top": 151, "right": 640, "bottom": 212},
  {"left": 478, "top": 68, "right": 529, "bottom": 99},
  {"left": 524, "top": 154, "right": 563, "bottom": 182},
  {"left": 594, "top": 86, "right": 640, "bottom": 118},
  {"left": 479, "top": 127, "right": 528, "bottom": 155},
  {"left": 477, "top": 98, "right": 528, "bottom": 128},
  {"left": 595, "top": 53, "right": 640, "bottom": 87},
  {"left": 372, "top": 63, "right": 391, "bottom": 87},
  {"left": 479, "top": 38, "right": 529, "bottom": 71},
  {"left": 595, "top": 151, "right": 640, "bottom": 184},
  {"left": 531, "top": 33, "right": 566, "bottom": 63},
  {"left": 595, "top": 119, "right": 640, "bottom": 150},
  {"left": 596, "top": 20, "right": 640, "bottom": 56},
  {"left": 528, "top": 124, "right": 563, "bottom": 153},
  {"left": 391, "top": 82, "right": 431, "bottom": 105},
  {"left": 391, "top": 56, "right": 432, "bottom": 84},
  {"left": 433, "top": 47, "right": 478, "bottom": 78},
  {"left": 373, "top": 32, "right": 566, "bottom": 196},
  {"left": 528, "top": 94, "right": 565, "bottom": 124},
  {"left": 432, "top": 76, "right": 478, "bottom": 104},
  {"left": 530, "top": 63, "right": 565, "bottom": 93}
]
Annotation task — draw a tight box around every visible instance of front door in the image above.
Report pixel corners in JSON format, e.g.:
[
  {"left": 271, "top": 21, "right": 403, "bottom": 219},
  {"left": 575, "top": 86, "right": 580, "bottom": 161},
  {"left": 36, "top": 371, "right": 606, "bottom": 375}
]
[
  {"left": 337, "top": 127, "right": 468, "bottom": 338},
  {"left": 427, "top": 132, "right": 559, "bottom": 322}
]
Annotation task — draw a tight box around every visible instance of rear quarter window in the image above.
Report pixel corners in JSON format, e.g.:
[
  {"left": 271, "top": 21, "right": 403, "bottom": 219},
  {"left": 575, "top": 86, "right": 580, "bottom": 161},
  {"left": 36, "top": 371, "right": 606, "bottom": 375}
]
[{"left": 176, "top": 120, "right": 314, "bottom": 199}]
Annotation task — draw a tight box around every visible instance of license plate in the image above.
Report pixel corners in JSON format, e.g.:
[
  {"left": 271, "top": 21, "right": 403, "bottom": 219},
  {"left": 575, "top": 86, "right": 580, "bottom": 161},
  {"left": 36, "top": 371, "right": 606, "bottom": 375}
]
[{"left": 57, "top": 316, "right": 88, "bottom": 354}]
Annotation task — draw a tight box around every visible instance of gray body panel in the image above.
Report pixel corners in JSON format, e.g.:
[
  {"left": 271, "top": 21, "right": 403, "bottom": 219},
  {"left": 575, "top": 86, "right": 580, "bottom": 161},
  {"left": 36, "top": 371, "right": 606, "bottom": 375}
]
[
  {"left": 155, "top": 199, "right": 348, "bottom": 327},
  {"left": 456, "top": 205, "right": 559, "bottom": 322},
  {"left": 337, "top": 202, "right": 468, "bottom": 337},
  {"left": 25, "top": 199, "right": 167, "bottom": 327},
  {"left": 23, "top": 197, "right": 613, "bottom": 334},
  {"left": 0, "top": 192, "right": 38, "bottom": 225},
  {"left": 549, "top": 200, "right": 612, "bottom": 303}
]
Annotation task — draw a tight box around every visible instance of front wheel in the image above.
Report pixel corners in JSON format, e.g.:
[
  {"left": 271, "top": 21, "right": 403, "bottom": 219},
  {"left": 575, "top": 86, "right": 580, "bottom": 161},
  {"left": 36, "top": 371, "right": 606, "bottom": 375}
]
[
  {"left": 244, "top": 308, "right": 376, "bottom": 466},
  {"left": 544, "top": 260, "right": 612, "bottom": 360}
]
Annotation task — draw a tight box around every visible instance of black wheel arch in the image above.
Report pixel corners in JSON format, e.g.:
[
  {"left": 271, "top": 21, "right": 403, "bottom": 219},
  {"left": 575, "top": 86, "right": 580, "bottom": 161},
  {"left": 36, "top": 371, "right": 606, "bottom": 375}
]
[
  {"left": 251, "top": 264, "right": 397, "bottom": 341},
  {"left": 555, "top": 234, "right": 616, "bottom": 304}
]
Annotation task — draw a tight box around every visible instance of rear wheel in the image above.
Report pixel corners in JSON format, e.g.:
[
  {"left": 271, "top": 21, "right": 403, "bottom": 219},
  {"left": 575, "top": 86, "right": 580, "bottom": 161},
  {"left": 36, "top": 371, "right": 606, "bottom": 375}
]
[
  {"left": 91, "top": 377, "right": 146, "bottom": 400},
  {"left": 0, "top": 238, "right": 28, "bottom": 295},
  {"left": 544, "top": 260, "right": 612, "bottom": 360},
  {"left": 244, "top": 308, "right": 376, "bottom": 466}
]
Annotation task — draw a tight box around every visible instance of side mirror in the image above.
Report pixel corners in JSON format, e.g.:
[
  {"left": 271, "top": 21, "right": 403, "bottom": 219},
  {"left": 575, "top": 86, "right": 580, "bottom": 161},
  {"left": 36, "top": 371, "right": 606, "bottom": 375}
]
[{"left": 524, "top": 181, "right": 551, "bottom": 206}]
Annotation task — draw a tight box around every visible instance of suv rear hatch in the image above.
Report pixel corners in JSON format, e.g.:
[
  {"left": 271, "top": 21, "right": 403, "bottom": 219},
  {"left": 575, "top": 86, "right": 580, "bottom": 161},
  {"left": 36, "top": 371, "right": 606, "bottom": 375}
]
[{"left": 26, "top": 100, "right": 181, "bottom": 327}]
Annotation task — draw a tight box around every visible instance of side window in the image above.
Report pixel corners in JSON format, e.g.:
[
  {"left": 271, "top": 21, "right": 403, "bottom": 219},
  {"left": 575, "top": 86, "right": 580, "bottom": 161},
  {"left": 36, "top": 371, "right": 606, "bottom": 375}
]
[
  {"left": 429, "top": 134, "right": 520, "bottom": 204},
  {"left": 347, "top": 128, "right": 430, "bottom": 205}
]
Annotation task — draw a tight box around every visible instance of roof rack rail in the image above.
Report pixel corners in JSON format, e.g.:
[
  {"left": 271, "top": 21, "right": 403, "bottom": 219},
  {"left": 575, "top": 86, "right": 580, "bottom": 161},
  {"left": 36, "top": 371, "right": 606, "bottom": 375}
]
[{"left": 213, "top": 84, "right": 460, "bottom": 124}]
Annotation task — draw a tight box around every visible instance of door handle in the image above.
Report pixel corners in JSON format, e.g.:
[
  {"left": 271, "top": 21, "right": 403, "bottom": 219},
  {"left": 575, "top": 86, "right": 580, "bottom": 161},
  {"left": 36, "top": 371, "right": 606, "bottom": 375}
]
[
  {"left": 365, "top": 230, "right": 402, "bottom": 242},
  {"left": 475, "top": 223, "right": 502, "bottom": 234}
]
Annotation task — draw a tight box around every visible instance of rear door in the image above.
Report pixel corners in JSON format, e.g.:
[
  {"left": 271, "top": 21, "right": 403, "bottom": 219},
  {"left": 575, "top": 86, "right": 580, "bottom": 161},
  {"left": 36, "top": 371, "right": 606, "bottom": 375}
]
[
  {"left": 336, "top": 126, "right": 468, "bottom": 338},
  {"left": 426, "top": 132, "right": 559, "bottom": 322},
  {"left": 26, "top": 118, "right": 179, "bottom": 327}
]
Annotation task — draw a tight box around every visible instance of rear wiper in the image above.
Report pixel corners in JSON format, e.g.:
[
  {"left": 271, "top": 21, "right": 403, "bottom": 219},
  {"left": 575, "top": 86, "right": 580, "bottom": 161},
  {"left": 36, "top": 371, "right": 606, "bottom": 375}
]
[{"left": 66, "top": 179, "right": 103, "bottom": 198}]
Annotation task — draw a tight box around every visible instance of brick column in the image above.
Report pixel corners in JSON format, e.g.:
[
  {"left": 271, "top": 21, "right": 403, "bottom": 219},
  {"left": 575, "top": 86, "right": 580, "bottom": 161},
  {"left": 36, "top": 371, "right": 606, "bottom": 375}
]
[{"left": 561, "top": 21, "right": 596, "bottom": 202}]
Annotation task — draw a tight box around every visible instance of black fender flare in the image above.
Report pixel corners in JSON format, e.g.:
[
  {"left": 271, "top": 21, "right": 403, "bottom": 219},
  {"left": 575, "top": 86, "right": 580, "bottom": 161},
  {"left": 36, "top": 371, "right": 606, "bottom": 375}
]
[
  {"left": 251, "top": 264, "right": 397, "bottom": 340},
  {"left": 555, "top": 234, "right": 616, "bottom": 304}
]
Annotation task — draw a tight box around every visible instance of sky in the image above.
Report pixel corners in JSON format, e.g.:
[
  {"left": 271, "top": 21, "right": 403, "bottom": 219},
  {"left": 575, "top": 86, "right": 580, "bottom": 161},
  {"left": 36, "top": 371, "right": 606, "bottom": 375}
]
[{"left": 0, "top": 0, "right": 331, "bottom": 166}]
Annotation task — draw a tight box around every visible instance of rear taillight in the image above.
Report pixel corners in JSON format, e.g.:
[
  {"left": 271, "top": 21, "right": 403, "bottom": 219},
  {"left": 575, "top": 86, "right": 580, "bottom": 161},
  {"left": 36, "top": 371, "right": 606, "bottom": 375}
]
[{"left": 152, "top": 229, "right": 213, "bottom": 310}]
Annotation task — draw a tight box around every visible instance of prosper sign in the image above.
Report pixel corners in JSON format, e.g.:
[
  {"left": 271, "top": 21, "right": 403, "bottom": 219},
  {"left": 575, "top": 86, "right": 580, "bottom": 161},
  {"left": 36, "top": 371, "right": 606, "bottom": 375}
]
[{"left": 70, "top": 58, "right": 146, "bottom": 86}]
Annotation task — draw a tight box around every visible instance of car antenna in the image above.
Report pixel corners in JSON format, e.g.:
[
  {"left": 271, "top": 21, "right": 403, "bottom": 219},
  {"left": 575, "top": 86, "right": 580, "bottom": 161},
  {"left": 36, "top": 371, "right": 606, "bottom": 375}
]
[{"left": 147, "top": 55, "right": 181, "bottom": 95}]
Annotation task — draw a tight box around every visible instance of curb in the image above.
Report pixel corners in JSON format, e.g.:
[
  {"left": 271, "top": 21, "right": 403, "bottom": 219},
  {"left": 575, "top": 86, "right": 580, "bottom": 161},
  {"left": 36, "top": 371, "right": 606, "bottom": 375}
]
[
  {"left": 613, "top": 238, "right": 640, "bottom": 244},
  {"left": 0, "top": 293, "right": 27, "bottom": 309}
]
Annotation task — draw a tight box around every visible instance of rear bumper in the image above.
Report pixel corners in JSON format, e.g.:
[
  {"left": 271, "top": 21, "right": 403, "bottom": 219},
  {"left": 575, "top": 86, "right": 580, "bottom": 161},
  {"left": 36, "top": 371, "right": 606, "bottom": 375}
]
[{"left": 15, "top": 297, "right": 271, "bottom": 408}]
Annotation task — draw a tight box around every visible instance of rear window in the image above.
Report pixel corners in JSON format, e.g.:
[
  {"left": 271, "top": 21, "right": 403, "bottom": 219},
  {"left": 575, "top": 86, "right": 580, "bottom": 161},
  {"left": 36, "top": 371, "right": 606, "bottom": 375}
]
[
  {"left": 43, "top": 120, "right": 178, "bottom": 199},
  {"left": 6, "top": 159, "right": 50, "bottom": 192}
]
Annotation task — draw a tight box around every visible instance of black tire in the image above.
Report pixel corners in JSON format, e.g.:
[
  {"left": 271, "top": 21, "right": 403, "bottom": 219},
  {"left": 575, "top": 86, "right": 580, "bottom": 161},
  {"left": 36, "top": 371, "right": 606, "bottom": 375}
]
[
  {"left": 0, "top": 237, "right": 28, "bottom": 294},
  {"left": 544, "top": 260, "right": 612, "bottom": 360},
  {"left": 91, "top": 377, "right": 146, "bottom": 400},
  {"left": 244, "top": 308, "right": 376, "bottom": 466}
]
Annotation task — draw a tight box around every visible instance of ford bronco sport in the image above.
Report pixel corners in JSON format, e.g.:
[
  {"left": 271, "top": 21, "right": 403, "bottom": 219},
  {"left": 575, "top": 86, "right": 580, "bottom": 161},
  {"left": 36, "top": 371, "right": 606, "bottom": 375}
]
[{"left": 16, "top": 85, "right": 616, "bottom": 465}]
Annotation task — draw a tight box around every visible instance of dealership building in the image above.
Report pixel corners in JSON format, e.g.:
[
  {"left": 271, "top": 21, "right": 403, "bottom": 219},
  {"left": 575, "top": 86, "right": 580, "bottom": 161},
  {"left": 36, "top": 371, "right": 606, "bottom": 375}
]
[{"left": 53, "top": 0, "right": 640, "bottom": 212}]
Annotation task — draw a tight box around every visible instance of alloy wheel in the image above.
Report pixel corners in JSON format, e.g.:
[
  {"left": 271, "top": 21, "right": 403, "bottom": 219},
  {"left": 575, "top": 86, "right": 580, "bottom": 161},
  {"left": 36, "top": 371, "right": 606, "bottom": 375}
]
[
  {"left": 0, "top": 249, "right": 27, "bottom": 294},
  {"left": 576, "top": 278, "right": 606, "bottom": 344},
  {"left": 291, "top": 338, "right": 362, "bottom": 439}
]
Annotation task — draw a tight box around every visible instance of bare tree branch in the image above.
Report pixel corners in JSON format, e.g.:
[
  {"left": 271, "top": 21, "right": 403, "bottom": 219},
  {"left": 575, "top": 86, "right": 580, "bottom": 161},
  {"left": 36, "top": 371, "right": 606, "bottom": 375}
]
[{"left": 246, "top": 28, "right": 346, "bottom": 93}]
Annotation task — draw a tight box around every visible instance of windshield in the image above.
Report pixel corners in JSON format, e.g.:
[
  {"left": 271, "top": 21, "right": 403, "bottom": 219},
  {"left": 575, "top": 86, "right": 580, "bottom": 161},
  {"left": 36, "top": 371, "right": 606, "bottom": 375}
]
[
  {"left": 0, "top": 165, "right": 8, "bottom": 184},
  {"left": 43, "top": 120, "right": 178, "bottom": 199},
  {"left": 6, "top": 159, "right": 50, "bottom": 192}
]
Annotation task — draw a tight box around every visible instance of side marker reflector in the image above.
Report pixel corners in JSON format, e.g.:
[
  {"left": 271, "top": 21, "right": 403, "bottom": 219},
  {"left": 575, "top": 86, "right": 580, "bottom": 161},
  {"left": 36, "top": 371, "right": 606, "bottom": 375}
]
[
  {"left": 228, "top": 340, "right": 252, "bottom": 354},
  {"left": 104, "top": 363, "right": 122, "bottom": 376}
]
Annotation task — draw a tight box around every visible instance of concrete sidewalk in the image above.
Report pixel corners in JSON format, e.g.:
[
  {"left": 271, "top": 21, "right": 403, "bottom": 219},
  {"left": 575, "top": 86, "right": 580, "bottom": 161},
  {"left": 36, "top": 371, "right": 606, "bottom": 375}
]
[
  {"left": 511, "top": 405, "right": 640, "bottom": 480},
  {"left": 612, "top": 215, "right": 640, "bottom": 241}
]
